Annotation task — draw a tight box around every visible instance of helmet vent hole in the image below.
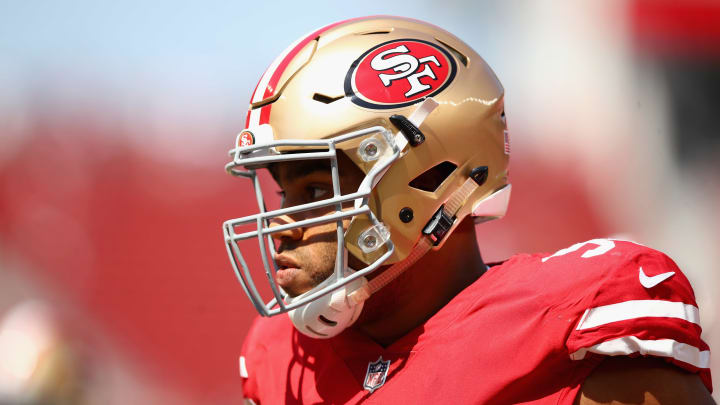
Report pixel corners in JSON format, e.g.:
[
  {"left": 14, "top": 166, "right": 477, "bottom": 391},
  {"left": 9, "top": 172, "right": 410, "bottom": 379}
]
[
  {"left": 409, "top": 161, "right": 458, "bottom": 192},
  {"left": 312, "top": 93, "right": 344, "bottom": 104},
  {"left": 318, "top": 315, "right": 338, "bottom": 326},
  {"left": 435, "top": 38, "right": 468, "bottom": 67},
  {"left": 357, "top": 29, "right": 393, "bottom": 35}
]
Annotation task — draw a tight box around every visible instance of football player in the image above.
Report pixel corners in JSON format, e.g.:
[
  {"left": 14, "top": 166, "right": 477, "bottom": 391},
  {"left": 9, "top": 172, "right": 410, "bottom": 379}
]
[{"left": 222, "top": 16, "right": 713, "bottom": 404}]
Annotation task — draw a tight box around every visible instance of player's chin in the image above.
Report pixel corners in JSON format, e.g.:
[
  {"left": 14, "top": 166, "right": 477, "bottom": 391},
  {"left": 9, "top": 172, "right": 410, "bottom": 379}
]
[
  {"left": 276, "top": 268, "right": 307, "bottom": 297},
  {"left": 280, "top": 266, "right": 340, "bottom": 298},
  {"left": 275, "top": 269, "right": 314, "bottom": 298},
  {"left": 281, "top": 285, "right": 309, "bottom": 299}
]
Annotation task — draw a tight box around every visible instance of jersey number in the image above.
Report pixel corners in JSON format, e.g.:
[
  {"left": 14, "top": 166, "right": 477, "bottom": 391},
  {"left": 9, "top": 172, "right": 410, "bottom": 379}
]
[{"left": 541, "top": 239, "right": 615, "bottom": 263}]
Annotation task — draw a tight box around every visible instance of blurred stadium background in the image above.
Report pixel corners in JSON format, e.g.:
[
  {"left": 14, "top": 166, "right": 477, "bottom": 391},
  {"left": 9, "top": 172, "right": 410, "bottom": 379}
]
[{"left": 1, "top": 0, "right": 718, "bottom": 403}]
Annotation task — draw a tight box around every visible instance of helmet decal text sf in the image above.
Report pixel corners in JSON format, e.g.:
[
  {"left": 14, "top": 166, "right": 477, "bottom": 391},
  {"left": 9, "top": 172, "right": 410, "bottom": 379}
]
[
  {"left": 238, "top": 130, "right": 255, "bottom": 147},
  {"left": 345, "top": 39, "right": 457, "bottom": 109}
]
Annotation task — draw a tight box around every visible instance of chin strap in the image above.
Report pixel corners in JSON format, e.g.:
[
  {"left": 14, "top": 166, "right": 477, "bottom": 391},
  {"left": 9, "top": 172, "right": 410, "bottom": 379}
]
[{"left": 347, "top": 174, "right": 486, "bottom": 305}]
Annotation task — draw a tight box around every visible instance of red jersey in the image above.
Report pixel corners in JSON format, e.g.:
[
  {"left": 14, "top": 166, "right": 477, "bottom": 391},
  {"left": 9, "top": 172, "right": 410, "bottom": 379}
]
[{"left": 239, "top": 239, "right": 712, "bottom": 404}]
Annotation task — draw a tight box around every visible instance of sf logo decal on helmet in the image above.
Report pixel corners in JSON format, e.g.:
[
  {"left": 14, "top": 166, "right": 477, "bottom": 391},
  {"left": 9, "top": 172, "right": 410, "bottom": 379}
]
[
  {"left": 345, "top": 39, "right": 457, "bottom": 109},
  {"left": 237, "top": 130, "right": 255, "bottom": 147}
]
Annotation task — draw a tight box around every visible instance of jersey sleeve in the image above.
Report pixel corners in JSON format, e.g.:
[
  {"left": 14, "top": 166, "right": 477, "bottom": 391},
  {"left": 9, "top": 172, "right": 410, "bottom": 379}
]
[{"left": 550, "top": 239, "right": 712, "bottom": 392}]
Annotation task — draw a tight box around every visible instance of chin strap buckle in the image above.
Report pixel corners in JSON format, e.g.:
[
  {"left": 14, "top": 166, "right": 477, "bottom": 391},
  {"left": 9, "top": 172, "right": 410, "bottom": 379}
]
[{"left": 422, "top": 205, "right": 455, "bottom": 246}]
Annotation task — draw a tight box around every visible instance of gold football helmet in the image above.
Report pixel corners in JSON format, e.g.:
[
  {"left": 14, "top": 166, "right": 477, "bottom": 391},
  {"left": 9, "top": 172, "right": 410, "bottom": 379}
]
[{"left": 224, "top": 16, "right": 510, "bottom": 338}]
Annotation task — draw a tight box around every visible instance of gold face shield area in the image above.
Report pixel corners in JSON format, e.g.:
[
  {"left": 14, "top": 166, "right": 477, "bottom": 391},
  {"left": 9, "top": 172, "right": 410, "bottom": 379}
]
[{"left": 223, "top": 125, "right": 400, "bottom": 317}]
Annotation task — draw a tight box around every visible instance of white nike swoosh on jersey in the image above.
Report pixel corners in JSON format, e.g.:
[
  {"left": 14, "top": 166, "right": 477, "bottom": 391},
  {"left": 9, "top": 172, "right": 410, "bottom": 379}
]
[{"left": 638, "top": 267, "right": 675, "bottom": 289}]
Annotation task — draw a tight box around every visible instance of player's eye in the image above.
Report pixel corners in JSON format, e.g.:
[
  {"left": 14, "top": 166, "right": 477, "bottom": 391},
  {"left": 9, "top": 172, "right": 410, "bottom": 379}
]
[{"left": 309, "top": 186, "right": 329, "bottom": 200}]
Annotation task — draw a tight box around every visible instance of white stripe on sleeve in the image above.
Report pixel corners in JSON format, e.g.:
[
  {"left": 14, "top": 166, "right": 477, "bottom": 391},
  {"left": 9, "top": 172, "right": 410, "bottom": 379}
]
[
  {"left": 570, "top": 336, "right": 710, "bottom": 369},
  {"left": 576, "top": 300, "right": 699, "bottom": 330},
  {"left": 239, "top": 355, "right": 249, "bottom": 378}
]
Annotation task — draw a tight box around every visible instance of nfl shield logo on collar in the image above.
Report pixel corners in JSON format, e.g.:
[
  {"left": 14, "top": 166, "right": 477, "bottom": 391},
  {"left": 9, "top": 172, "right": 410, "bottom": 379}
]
[{"left": 363, "top": 356, "right": 391, "bottom": 393}]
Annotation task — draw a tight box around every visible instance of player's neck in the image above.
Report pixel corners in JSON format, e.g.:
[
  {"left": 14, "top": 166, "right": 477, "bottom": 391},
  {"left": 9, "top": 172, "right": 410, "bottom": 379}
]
[{"left": 354, "top": 218, "right": 486, "bottom": 347}]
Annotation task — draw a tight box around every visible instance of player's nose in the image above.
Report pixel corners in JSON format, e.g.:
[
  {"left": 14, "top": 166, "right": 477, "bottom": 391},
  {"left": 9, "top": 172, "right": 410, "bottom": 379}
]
[{"left": 269, "top": 215, "right": 303, "bottom": 241}]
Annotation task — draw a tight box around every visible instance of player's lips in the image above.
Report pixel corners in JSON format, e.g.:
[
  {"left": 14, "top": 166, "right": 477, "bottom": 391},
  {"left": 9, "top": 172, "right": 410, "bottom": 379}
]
[{"left": 274, "top": 254, "right": 301, "bottom": 288}]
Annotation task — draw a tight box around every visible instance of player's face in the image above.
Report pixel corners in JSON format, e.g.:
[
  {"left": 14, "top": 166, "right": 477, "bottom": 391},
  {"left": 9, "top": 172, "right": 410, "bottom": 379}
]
[{"left": 267, "top": 153, "right": 365, "bottom": 297}]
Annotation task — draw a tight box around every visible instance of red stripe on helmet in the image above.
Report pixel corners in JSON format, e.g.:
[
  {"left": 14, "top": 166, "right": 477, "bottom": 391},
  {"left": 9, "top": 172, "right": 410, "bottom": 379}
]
[
  {"left": 254, "top": 16, "right": 376, "bottom": 125},
  {"left": 244, "top": 78, "right": 263, "bottom": 128}
]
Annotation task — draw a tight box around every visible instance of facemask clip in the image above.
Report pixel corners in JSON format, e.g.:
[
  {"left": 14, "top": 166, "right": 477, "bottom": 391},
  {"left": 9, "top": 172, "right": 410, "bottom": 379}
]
[{"left": 358, "top": 223, "right": 391, "bottom": 253}]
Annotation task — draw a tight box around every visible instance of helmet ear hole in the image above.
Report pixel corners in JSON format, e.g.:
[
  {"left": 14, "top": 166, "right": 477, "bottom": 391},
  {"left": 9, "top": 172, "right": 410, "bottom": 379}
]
[{"left": 408, "top": 161, "right": 457, "bottom": 192}]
